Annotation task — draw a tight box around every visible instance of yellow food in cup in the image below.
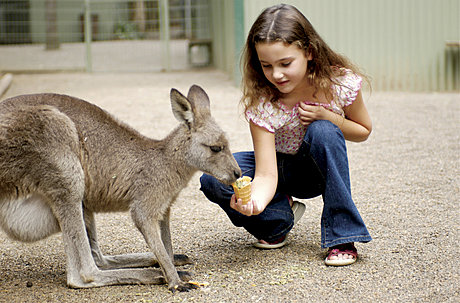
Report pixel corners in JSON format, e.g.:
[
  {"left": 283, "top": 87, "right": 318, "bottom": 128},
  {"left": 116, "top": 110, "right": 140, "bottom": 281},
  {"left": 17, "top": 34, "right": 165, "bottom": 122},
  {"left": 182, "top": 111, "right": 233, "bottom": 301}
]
[{"left": 232, "top": 176, "right": 252, "bottom": 205}]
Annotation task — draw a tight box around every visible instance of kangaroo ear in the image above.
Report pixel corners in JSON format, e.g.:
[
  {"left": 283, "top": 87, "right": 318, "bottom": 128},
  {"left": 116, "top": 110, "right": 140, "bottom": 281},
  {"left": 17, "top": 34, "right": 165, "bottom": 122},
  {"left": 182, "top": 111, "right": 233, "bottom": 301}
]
[
  {"left": 187, "top": 85, "right": 210, "bottom": 117},
  {"left": 170, "top": 88, "right": 194, "bottom": 127}
]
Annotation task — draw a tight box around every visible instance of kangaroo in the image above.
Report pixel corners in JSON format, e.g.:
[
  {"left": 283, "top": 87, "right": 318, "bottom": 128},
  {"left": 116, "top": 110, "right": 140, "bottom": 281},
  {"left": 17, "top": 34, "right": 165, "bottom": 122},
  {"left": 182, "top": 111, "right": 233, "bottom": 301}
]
[{"left": 0, "top": 85, "right": 241, "bottom": 292}]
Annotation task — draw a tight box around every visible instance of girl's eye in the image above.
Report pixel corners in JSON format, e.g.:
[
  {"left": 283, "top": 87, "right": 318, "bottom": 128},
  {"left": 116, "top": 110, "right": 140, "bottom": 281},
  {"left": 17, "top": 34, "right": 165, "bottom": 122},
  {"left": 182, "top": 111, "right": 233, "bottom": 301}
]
[
  {"left": 261, "top": 64, "right": 271, "bottom": 69},
  {"left": 281, "top": 62, "right": 291, "bottom": 67},
  {"left": 209, "top": 146, "right": 223, "bottom": 153}
]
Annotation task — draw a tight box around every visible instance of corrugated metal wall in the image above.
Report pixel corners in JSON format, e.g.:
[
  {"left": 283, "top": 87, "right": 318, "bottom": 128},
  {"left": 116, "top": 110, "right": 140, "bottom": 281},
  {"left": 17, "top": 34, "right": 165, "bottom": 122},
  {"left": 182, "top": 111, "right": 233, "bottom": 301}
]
[
  {"left": 237, "top": 0, "right": 459, "bottom": 91},
  {"left": 210, "top": 0, "right": 236, "bottom": 76}
]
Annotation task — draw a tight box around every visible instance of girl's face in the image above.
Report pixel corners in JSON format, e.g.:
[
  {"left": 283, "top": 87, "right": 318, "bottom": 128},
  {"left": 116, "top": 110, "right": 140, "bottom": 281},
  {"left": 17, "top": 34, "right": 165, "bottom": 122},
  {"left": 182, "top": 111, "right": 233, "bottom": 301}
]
[{"left": 255, "top": 41, "right": 311, "bottom": 96}]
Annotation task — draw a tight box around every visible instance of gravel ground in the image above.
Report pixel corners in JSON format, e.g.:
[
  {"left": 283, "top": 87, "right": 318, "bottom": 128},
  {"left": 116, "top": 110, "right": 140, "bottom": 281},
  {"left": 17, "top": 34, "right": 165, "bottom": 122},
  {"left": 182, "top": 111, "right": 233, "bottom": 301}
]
[{"left": 0, "top": 71, "right": 458, "bottom": 303}]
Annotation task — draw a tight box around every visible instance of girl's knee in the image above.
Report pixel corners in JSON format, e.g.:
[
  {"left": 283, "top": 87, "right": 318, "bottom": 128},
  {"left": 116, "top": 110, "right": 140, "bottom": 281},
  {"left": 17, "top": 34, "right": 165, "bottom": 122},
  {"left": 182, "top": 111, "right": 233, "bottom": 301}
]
[
  {"left": 199, "top": 173, "right": 217, "bottom": 194},
  {"left": 305, "top": 120, "right": 344, "bottom": 145},
  {"left": 200, "top": 173, "right": 233, "bottom": 204},
  {"left": 308, "top": 120, "right": 338, "bottom": 134}
]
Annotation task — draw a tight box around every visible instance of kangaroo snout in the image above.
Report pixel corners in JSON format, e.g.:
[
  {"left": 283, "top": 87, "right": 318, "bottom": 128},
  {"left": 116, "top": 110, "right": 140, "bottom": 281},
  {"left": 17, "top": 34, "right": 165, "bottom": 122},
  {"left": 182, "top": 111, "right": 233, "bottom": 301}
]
[
  {"left": 234, "top": 167, "right": 242, "bottom": 180},
  {"left": 204, "top": 145, "right": 241, "bottom": 186},
  {"left": 220, "top": 163, "right": 242, "bottom": 186},
  {"left": 228, "top": 159, "right": 242, "bottom": 184}
]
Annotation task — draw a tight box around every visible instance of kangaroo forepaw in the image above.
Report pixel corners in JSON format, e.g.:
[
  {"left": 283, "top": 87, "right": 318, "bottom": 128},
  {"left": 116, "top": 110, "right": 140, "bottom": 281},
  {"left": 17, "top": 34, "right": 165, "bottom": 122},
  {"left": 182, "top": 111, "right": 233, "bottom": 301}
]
[
  {"left": 169, "top": 281, "right": 199, "bottom": 293},
  {"left": 152, "top": 254, "right": 193, "bottom": 268},
  {"left": 178, "top": 270, "right": 192, "bottom": 282}
]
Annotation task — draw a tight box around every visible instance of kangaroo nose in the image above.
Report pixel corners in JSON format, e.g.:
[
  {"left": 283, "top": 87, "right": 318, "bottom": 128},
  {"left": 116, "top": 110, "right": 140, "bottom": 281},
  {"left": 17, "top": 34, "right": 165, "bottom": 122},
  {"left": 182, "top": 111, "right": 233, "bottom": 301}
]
[{"left": 234, "top": 169, "right": 242, "bottom": 179}]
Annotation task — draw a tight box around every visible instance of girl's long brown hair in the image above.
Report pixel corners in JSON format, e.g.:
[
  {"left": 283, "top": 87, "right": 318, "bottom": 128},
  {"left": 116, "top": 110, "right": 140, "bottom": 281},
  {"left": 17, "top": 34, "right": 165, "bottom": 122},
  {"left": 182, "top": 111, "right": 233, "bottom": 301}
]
[{"left": 241, "top": 4, "right": 369, "bottom": 113}]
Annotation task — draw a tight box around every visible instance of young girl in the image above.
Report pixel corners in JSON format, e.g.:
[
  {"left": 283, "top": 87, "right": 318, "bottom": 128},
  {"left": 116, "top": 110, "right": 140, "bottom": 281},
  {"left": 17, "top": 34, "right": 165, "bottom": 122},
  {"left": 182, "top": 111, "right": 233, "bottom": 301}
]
[{"left": 200, "top": 4, "right": 372, "bottom": 266}]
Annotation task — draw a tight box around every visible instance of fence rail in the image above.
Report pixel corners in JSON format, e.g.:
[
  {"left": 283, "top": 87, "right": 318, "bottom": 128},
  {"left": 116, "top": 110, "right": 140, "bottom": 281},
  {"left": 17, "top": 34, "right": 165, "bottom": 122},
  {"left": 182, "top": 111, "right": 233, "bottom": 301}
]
[{"left": 0, "top": 0, "right": 212, "bottom": 72}]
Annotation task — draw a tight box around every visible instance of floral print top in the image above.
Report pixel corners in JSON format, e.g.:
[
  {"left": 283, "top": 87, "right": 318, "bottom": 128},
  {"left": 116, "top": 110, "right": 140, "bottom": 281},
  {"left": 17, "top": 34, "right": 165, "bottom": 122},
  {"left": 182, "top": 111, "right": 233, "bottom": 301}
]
[{"left": 246, "top": 68, "right": 362, "bottom": 154}]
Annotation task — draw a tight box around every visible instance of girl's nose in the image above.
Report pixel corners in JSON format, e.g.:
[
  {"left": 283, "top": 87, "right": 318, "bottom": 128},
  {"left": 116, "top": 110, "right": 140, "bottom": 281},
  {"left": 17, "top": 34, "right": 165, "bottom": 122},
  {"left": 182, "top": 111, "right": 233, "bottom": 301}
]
[{"left": 273, "top": 68, "right": 283, "bottom": 80}]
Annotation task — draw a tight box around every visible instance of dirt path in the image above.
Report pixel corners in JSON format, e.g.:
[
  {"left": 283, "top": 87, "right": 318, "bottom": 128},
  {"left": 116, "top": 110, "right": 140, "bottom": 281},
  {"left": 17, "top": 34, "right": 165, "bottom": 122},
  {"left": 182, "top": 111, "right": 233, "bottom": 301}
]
[{"left": 0, "top": 71, "right": 458, "bottom": 302}]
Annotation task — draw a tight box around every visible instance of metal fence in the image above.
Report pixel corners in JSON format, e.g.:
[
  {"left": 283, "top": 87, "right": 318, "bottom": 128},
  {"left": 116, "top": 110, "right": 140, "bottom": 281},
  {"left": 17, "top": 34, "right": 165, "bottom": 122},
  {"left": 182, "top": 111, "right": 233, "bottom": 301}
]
[
  {"left": 0, "top": 0, "right": 212, "bottom": 72},
  {"left": 1, "top": 0, "right": 458, "bottom": 91}
]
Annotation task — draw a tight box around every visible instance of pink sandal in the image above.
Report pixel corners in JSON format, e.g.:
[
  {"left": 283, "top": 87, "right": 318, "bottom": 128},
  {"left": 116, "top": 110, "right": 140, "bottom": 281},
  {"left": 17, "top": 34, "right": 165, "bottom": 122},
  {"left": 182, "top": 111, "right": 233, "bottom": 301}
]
[{"left": 324, "top": 243, "right": 358, "bottom": 266}]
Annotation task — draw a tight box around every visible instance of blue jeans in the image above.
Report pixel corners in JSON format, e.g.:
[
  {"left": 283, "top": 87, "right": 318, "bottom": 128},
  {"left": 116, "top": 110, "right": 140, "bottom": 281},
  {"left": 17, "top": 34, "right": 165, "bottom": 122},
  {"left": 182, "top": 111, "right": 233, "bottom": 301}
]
[{"left": 200, "top": 120, "right": 372, "bottom": 248}]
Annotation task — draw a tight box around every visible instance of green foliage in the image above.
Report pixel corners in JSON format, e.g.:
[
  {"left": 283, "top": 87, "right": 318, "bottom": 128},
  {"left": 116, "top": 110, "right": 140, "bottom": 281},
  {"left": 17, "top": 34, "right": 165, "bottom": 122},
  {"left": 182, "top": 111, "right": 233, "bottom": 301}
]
[{"left": 114, "top": 22, "right": 144, "bottom": 40}]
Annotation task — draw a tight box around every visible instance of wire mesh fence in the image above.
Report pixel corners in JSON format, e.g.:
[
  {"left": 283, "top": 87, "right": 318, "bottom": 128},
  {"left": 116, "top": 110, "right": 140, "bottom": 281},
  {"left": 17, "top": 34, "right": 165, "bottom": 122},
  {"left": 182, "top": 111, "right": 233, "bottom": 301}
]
[{"left": 0, "top": 0, "right": 212, "bottom": 72}]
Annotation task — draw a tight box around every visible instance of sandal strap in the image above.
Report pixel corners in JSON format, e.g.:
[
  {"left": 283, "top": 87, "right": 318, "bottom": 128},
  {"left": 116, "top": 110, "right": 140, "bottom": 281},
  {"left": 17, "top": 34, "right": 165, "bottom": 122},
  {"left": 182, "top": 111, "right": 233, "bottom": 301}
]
[
  {"left": 267, "top": 235, "right": 286, "bottom": 245},
  {"left": 327, "top": 244, "right": 358, "bottom": 259}
]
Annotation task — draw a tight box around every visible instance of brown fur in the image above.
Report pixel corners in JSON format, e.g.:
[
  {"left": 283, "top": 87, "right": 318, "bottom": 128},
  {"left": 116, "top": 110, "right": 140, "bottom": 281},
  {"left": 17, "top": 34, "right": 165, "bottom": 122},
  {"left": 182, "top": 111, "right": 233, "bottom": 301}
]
[{"left": 0, "top": 85, "right": 241, "bottom": 292}]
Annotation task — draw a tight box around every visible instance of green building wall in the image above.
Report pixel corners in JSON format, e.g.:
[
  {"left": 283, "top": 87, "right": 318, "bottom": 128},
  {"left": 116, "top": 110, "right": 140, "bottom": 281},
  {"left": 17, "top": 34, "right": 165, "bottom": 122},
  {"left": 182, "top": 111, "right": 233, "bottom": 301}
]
[{"left": 211, "top": 0, "right": 459, "bottom": 91}]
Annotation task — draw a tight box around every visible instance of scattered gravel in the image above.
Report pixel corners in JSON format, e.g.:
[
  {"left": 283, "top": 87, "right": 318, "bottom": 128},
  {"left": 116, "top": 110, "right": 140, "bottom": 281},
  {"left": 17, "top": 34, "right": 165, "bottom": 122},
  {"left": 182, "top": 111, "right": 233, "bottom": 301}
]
[{"left": 0, "top": 71, "right": 458, "bottom": 302}]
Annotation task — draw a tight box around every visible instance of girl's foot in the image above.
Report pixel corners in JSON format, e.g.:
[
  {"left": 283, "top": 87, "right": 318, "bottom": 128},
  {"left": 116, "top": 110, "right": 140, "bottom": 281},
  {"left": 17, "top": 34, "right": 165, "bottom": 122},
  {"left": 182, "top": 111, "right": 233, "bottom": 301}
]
[
  {"left": 324, "top": 243, "right": 358, "bottom": 266},
  {"left": 253, "top": 199, "right": 305, "bottom": 249},
  {"left": 253, "top": 235, "right": 287, "bottom": 249},
  {"left": 291, "top": 200, "right": 305, "bottom": 225}
]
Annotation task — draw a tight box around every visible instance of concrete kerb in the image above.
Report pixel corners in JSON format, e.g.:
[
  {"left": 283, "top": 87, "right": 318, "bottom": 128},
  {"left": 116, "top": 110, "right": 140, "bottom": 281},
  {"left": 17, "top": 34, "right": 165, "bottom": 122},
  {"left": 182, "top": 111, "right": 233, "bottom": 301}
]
[{"left": 0, "top": 73, "right": 13, "bottom": 97}]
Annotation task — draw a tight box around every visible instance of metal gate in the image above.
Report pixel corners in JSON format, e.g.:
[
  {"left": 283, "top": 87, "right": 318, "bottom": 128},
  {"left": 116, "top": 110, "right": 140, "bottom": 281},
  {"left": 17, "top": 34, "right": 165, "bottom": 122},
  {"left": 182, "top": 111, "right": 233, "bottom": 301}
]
[{"left": 0, "top": 0, "right": 212, "bottom": 72}]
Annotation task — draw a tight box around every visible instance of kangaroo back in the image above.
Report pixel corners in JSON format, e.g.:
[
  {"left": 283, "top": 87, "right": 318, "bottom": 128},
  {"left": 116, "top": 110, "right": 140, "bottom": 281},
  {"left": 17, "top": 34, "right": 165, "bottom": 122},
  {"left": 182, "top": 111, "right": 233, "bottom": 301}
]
[{"left": 0, "top": 85, "right": 240, "bottom": 291}]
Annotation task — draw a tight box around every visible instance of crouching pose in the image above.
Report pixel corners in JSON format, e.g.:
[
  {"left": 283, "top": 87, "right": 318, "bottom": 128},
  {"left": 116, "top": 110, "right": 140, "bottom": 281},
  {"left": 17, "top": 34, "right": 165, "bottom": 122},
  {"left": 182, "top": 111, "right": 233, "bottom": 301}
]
[{"left": 200, "top": 4, "right": 372, "bottom": 266}]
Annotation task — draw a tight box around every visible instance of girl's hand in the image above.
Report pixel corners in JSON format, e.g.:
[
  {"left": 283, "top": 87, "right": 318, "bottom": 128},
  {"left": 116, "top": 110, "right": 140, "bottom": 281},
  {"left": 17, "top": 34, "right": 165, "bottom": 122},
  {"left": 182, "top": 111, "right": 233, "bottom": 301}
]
[
  {"left": 297, "top": 91, "right": 372, "bottom": 142},
  {"left": 298, "top": 103, "right": 328, "bottom": 126},
  {"left": 230, "top": 194, "right": 265, "bottom": 216}
]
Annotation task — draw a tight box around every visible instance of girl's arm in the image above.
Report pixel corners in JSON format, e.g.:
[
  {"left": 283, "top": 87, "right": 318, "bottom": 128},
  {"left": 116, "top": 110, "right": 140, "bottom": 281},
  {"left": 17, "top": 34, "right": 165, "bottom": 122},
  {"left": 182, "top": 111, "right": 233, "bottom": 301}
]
[
  {"left": 230, "top": 121, "right": 277, "bottom": 216},
  {"left": 298, "top": 90, "right": 372, "bottom": 142}
]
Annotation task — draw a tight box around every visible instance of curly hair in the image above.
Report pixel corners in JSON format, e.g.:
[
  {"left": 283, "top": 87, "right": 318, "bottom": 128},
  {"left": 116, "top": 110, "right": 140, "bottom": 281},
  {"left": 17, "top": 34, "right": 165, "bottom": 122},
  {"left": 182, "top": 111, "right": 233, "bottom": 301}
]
[{"left": 240, "top": 4, "right": 369, "bottom": 114}]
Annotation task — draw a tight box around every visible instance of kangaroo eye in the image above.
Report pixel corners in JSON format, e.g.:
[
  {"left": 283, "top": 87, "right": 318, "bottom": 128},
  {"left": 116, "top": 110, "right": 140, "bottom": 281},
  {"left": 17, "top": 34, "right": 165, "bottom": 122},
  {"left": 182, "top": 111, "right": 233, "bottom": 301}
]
[{"left": 209, "top": 146, "right": 223, "bottom": 153}]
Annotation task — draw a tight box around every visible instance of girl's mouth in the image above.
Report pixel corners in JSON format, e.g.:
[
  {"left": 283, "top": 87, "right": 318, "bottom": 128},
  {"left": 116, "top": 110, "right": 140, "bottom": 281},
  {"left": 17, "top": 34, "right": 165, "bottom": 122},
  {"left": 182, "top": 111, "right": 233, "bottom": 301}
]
[{"left": 276, "top": 80, "right": 289, "bottom": 86}]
